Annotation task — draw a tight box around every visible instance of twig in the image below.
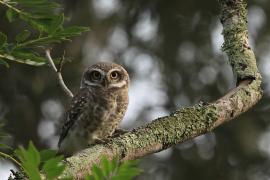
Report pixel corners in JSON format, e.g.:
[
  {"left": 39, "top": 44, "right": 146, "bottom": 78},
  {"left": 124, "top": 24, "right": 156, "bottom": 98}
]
[
  {"left": 58, "top": 50, "right": 65, "bottom": 72},
  {"left": 0, "top": 151, "right": 22, "bottom": 167},
  {"left": 45, "top": 49, "right": 74, "bottom": 98}
]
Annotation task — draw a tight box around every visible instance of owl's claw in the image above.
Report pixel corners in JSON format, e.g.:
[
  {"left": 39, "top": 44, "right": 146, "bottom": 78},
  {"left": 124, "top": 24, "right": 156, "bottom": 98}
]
[
  {"left": 89, "top": 129, "right": 129, "bottom": 146},
  {"left": 115, "top": 128, "right": 128, "bottom": 134},
  {"left": 111, "top": 128, "right": 128, "bottom": 138},
  {"left": 93, "top": 138, "right": 107, "bottom": 145}
]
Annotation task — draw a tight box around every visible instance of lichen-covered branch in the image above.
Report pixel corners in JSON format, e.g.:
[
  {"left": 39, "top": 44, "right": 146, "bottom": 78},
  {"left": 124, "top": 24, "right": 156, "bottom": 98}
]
[
  {"left": 219, "top": 0, "right": 261, "bottom": 82},
  {"left": 61, "top": 0, "right": 263, "bottom": 179}
]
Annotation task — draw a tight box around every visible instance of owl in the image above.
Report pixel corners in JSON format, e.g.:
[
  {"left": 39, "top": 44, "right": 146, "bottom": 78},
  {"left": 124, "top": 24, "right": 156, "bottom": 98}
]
[{"left": 58, "top": 62, "right": 129, "bottom": 156}]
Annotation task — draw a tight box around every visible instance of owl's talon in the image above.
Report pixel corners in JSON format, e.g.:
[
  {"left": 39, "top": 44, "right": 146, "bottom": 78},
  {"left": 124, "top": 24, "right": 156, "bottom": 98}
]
[
  {"left": 93, "top": 138, "right": 107, "bottom": 144},
  {"left": 116, "top": 128, "right": 128, "bottom": 134},
  {"left": 111, "top": 128, "right": 128, "bottom": 138}
]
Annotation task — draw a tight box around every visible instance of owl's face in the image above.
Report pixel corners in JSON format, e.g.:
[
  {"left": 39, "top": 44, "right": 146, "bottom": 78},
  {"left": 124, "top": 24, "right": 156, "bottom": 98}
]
[{"left": 81, "top": 62, "right": 129, "bottom": 90}]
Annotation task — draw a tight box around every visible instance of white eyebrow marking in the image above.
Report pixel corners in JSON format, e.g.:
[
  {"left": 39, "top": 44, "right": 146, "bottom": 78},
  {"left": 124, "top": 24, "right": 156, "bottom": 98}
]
[
  {"left": 107, "top": 68, "right": 122, "bottom": 75},
  {"left": 83, "top": 80, "right": 103, "bottom": 87},
  {"left": 108, "top": 81, "right": 127, "bottom": 88},
  {"left": 89, "top": 68, "right": 106, "bottom": 76}
]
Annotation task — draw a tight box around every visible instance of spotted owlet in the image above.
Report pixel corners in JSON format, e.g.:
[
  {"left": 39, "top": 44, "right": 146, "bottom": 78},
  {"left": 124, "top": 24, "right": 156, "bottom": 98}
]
[{"left": 58, "top": 62, "right": 129, "bottom": 156}]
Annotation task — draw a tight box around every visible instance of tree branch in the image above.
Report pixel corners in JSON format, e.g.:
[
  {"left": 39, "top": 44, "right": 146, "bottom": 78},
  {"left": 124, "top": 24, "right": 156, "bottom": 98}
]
[
  {"left": 45, "top": 49, "right": 74, "bottom": 98},
  {"left": 61, "top": 0, "right": 263, "bottom": 179}
]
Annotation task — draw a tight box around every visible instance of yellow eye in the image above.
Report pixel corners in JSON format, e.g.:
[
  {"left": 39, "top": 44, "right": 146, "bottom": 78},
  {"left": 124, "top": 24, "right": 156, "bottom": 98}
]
[
  {"left": 110, "top": 71, "right": 119, "bottom": 80},
  {"left": 90, "top": 71, "right": 101, "bottom": 81}
]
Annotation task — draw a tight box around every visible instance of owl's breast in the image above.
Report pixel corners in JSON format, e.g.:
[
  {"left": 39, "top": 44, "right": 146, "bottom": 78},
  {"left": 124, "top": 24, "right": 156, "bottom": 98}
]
[{"left": 84, "top": 93, "right": 128, "bottom": 140}]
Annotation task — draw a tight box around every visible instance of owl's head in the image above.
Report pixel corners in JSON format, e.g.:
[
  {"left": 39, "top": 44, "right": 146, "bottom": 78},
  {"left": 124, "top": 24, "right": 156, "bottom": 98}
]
[{"left": 81, "top": 62, "right": 130, "bottom": 90}]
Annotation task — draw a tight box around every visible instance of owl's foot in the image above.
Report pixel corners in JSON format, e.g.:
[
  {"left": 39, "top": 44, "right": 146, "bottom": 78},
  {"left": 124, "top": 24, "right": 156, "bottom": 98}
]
[
  {"left": 92, "top": 138, "right": 107, "bottom": 145},
  {"left": 111, "top": 128, "right": 128, "bottom": 138}
]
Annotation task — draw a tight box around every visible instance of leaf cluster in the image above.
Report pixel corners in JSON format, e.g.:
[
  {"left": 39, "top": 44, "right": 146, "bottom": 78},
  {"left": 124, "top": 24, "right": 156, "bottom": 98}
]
[
  {"left": 1, "top": 139, "right": 141, "bottom": 180},
  {"left": 85, "top": 156, "right": 141, "bottom": 180},
  {"left": 13, "top": 141, "right": 67, "bottom": 180},
  {"left": 0, "top": 0, "right": 89, "bottom": 67}
]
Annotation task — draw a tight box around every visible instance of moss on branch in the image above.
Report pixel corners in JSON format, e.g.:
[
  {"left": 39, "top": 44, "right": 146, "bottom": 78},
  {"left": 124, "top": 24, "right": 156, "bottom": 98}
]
[{"left": 219, "top": 0, "right": 261, "bottom": 81}]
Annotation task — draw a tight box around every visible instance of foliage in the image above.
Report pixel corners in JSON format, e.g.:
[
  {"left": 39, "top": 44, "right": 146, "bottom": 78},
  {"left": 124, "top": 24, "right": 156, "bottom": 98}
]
[
  {"left": 0, "top": 0, "right": 89, "bottom": 67},
  {"left": 85, "top": 156, "right": 141, "bottom": 180},
  {"left": 13, "top": 141, "right": 67, "bottom": 180},
  {"left": 1, "top": 140, "right": 141, "bottom": 180},
  {"left": 1, "top": 129, "right": 67, "bottom": 179},
  {"left": 1, "top": 124, "right": 141, "bottom": 179}
]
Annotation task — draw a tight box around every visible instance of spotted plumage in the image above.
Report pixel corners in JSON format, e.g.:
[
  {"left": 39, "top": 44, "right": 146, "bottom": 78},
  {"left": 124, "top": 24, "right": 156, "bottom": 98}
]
[{"left": 58, "top": 62, "right": 129, "bottom": 156}]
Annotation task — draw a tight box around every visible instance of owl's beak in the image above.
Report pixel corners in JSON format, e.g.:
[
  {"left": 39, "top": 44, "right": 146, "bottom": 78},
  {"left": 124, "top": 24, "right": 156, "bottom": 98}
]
[{"left": 102, "top": 78, "right": 109, "bottom": 88}]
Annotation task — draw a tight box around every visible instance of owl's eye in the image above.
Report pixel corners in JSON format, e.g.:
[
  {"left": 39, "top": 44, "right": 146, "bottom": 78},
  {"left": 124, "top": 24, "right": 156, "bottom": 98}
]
[
  {"left": 110, "top": 71, "right": 120, "bottom": 80},
  {"left": 90, "top": 71, "right": 102, "bottom": 81}
]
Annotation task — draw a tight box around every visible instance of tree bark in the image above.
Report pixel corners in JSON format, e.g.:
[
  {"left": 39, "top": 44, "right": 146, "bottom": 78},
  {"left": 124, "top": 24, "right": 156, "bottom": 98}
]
[{"left": 62, "top": 0, "right": 263, "bottom": 179}]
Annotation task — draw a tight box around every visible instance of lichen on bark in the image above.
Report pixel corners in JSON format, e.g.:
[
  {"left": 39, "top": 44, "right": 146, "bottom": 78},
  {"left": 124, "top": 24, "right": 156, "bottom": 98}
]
[
  {"left": 220, "top": 0, "right": 261, "bottom": 81},
  {"left": 172, "top": 103, "right": 218, "bottom": 139}
]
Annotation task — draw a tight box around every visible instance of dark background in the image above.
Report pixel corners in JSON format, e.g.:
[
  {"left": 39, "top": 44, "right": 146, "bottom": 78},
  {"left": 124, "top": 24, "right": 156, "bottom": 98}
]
[{"left": 1, "top": 0, "right": 270, "bottom": 179}]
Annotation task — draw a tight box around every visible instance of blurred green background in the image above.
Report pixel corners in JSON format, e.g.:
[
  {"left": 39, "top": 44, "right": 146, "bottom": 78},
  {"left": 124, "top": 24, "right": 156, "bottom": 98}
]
[{"left": 1, "top": 0, "right": 270, "bottom": 179}]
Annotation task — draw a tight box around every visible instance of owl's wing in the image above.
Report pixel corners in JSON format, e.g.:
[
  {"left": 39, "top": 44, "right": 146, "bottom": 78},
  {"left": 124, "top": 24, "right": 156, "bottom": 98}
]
[{"left": 58, "top": 88, "right": 92, "bottom": 147}]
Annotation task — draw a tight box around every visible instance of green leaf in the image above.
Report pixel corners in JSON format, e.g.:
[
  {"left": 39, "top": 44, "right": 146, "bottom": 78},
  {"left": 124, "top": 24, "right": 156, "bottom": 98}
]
[
  {"left": 14, "top": 142, "right": 42, "bottom": 180},
  {"left": 100, "top": 156, "right": 110, "bottom": 177},
  {"left": 14, "top": 141, "right": 68, "bottom": 180},
  {"left": 48, "top": 14, "right": 64, "bottom": 34},
  {"left": 56, "top": 26, "right": 90, "bottom": 37},
  {"left": 14, "top": 0, "right": 60, "bottom": 15},
  {"left": 109, "top": 158, "right": 118, "bottom": 172},
  {"left": 42, "top": 155, "right": 65, "bottom": 180},
  {"left": 84, "top": 157, "right": 141, "bottom": 180},
  {"left": 6, "top": 9, "right": 17, "bottom": 22},
  {"left": 28, "top": 141, "right": 41, "bottom": 166},
  {"left": 11, "top": 51, "right": 47, "bottom": 65},
  {"left": 0, "top": 32, "right": 7, "bottom": 49},
  {"left": 113, "top": 167, "right": 141, "bottom": 180},
  {"left": 59, "top": 178, "right": 73, "bottom": 180},
  {"left": 84, "top": 175, "right": 95, "bottom": 180},
  {"left": 1, "top": 0, "right": 89, "bottom": 68},
  {"left": 19, "top": 13, "right": 49, "bottom": 33},
  {"left": 0, "top": 53, "right": 46, "bottom": 66},
  {"left": 40, "top": 149, "right": 58, "bottom": 162},
  {"left": 91, "top": 165, "right": 104, "bottom": 180},
  {"left": 115, "top": 160, "right": 141, "bottom": 180},
  {"left": 15, "top": 30, "right": 31, "bottom": 43},
  {"left": 0, "top": 59, "right": 9, "bottom": 68}
]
